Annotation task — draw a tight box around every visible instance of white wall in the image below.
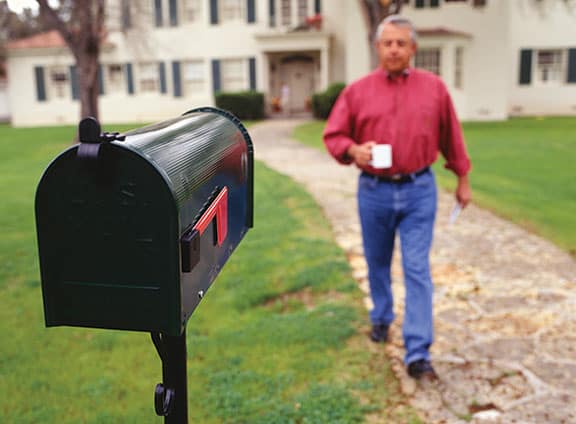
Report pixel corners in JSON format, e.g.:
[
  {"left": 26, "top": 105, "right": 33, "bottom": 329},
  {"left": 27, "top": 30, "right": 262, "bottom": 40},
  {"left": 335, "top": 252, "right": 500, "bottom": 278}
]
[
  {"left": 344, "top": 0, "right": 371, "bottom": 83},
  {"left": 404, "top": 1, "right": 511, "bottom": 121},
  {"left": 508, "top": 0, "right": 576, "bottom": 116}
]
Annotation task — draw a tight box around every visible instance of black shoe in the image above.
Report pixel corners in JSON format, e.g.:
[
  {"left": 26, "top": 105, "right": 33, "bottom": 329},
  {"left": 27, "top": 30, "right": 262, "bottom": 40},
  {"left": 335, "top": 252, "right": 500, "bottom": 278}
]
[
  {"left": 369, "top": 324, "right": 389, "bottom": 343},
  {"left": 407, "top": 359, "right": 438, "bottom": 380}
]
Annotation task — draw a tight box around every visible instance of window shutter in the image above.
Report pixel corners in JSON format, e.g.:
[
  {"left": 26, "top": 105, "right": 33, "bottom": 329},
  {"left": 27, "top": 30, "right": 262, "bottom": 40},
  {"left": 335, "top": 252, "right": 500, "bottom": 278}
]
[
  {"left": 70, "top": 65, "right": 79, "bottom": 100},
  {"left": 98, "top": 65, "right": 105, "bottom": 95},
  {"left": 430, "top": 0, "right": 440, "bottom": 7},
  {"left": 126, "top": 63, "right": 134, "bottom": 94},
  {"left": 567, "top": 48, "right": 576, "bottom": 83},
  {"left": 155, "top": 0, "right": 163, "bottom": 27},
  {"left": 249, "top": 57, "right": 256, "bottom": 90},
  {"left": 34, "top": 66, "right": 46, "bottom": 102},
  {"left": 269, "top": 0, "right": 275, "bottom": 27},
  {"left": 172, "top": 61, "right": 182, "bottom": 97},
  {"left": 519, "top": 49, "right": 532, "bottom": 85},
  {"left": 169, "top": 0, "right": 178, "bottom": 26},
  {"left": 159, "top": 62, "right": 167, "bottom": 94},
  {"left": 210, "top": 0, "right": 219, "bottom": 24},
  {"left": 415, "top": 0, "right": 425, "bottom": 8},
  {"left": 314, "top": 0, "right": 321, "bottom": 14},
  {"left": 121, "top": 0, "right": 131, "bottom": 28},
  {"left": 212, "top": 59, "right": 221, "bottom": 93},
  {"left": 247, "top": 0, "right": 256, "bottom": 23}
]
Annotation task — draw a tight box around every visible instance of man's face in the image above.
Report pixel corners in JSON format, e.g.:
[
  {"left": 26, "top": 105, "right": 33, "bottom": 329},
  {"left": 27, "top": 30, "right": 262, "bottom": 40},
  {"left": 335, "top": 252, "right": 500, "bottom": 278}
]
[{"left": 376, "top": 23, "right": 416, "bottom": 75}]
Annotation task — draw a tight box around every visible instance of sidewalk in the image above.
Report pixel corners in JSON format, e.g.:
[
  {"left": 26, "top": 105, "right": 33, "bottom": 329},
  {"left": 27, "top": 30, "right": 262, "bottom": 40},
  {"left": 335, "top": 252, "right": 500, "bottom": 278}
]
[{"left": 250, "top": 119, "right": 576, "bottom": 424}]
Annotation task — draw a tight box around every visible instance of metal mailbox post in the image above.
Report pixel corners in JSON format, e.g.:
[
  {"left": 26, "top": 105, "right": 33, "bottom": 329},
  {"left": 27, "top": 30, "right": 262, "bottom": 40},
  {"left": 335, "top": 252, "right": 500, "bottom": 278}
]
[{"left": 35, "top": 107, "right": 254, "bottom": 422}]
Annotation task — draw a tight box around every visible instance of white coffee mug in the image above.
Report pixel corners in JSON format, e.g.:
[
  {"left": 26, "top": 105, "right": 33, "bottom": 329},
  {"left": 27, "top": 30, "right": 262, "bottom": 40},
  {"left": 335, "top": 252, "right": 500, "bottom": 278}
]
[{"left": 371, "top": 144, "right": 392, "bottom": 169}]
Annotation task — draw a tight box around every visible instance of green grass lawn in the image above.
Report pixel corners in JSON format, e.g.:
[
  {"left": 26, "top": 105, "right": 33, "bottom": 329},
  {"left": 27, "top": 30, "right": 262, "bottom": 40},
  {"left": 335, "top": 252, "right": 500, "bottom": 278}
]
[
  {"left": 294, "top": 117, "right": 576, "bottom": 255},
  {"left": 0, "top": 124, "right": 420, "bottom": 423}
]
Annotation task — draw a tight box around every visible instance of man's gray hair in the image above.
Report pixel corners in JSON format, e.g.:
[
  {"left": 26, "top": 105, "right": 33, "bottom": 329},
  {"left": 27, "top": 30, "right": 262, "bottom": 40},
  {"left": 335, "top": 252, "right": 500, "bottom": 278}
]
[{"left": 375, "top": 15, "right": 418, "bottom": 43}]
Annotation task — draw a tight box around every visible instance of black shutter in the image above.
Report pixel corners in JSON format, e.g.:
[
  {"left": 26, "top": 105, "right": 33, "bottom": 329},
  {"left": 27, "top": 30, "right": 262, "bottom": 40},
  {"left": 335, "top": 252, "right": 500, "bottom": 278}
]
[
  {"left": 70, "top": 65, "right": 79, "bottom": 100},
  {"left": 519, "top": 49, "right": 532, "bottom": 85},
  {"left": 155, "top": 0, "right": 163, "bottom": 27},
  {"left": 415, "top": 0, "right": 425, "bottom": 8},
  {"left": 169, "top": 0, "right": 178, "bottom": 26},
  {"left": 247, "top": 0, "right": 255, "bottom": 23},
  {"left": 172, "top": 61, "right": 182, "bottom": 97},
  {"left": 159, "top": 62, "right": 167, "bottom": 94},
  {"left": 34, "top": 66, "right": 46, "bottom": 102},
  {"left": 126, "top": 63, "right": 134, "bottom": 94},
  {"left": 269, "top": 0, "right": 275, "bottom": 27},
  {"left": 567, "top": 48, "right": 576, "bottom": 83},
  {"left": 314, "top": 0, "right": 321, "bottom": 14},
  {"left": 212, "top": 59, "right": 221, "bottom": 93},
  {"left": 249, "top": 57, "right": 256, "bottom": 90},
  {"left": 210, "top": 0, "right": 219, "bottom": 24},
  {"left": 121, "top": 0, "right": 131, "bottom": 28},
  {"left": 98, "top": 65, "right": 105, "bottom": 95},
  {"left": 430, "top": 0, "right": 440, "bottom": 7}
]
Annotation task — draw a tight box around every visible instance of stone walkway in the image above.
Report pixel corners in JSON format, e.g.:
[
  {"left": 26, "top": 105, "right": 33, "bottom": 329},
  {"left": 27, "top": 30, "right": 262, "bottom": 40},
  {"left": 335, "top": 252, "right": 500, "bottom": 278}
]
[{"left": 250, "top": 119, "right": 576, "bottom": 424}]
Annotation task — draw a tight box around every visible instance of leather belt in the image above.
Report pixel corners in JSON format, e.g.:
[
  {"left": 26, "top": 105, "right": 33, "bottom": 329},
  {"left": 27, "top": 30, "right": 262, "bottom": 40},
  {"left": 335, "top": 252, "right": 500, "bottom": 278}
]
[{"left": 361, "top": 167, "right": 430, "bottom": 184}]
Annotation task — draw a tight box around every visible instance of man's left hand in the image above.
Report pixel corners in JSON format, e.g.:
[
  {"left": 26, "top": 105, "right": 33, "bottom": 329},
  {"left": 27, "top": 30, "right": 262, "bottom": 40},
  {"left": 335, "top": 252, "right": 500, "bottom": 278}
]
[{"left": 456, "top": 175, "right": 472, "bottom": 208}]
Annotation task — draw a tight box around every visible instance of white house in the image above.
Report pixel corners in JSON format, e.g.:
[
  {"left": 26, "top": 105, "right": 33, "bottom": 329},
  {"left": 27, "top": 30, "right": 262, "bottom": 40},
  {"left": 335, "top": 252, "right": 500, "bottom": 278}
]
[{"left": 5, "top": 0, "right": 576, "bottom": 126}]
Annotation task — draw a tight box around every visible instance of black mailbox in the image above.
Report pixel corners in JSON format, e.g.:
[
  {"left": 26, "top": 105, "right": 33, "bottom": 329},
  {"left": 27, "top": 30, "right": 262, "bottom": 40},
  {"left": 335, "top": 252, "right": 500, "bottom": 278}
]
[{"left": 35, "top": 107, "right": 253, "bottom": 337}]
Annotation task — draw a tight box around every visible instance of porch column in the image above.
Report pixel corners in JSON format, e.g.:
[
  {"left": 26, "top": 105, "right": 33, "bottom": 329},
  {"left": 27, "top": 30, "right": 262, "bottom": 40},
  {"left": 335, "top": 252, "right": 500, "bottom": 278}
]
[{"left": 320, "top": 46, "right": 329, "bottom": 91}]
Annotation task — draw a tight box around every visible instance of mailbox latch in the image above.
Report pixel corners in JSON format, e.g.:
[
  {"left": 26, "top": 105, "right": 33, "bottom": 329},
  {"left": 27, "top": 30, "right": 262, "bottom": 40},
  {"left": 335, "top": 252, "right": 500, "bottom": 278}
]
[
  {"left": 77, "top": 117, "right": 126, "bottom": 160},
  {"left": 180, "top": 187, "right": 228, "bottom": 273}
]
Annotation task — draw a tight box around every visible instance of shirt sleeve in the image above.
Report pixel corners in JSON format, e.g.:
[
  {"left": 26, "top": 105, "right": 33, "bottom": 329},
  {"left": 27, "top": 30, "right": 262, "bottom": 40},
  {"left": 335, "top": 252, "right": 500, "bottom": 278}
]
[
  {"left": 438, "top": 83, "right": 471, "bottom": 177},
  {"left": 323, "top": 89, "right": 355, "bottom": 165}
]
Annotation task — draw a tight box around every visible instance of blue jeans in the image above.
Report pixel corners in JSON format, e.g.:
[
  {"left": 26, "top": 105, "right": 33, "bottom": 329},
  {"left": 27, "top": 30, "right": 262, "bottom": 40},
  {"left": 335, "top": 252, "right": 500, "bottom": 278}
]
[{"left": 358, "top": 169, "right": 437, "bottom": 364}]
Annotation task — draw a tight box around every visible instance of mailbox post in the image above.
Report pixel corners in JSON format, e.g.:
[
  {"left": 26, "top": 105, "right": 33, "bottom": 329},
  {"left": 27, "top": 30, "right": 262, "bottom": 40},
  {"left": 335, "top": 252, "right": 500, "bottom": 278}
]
[{"left": 35, "top": 108, "right": 254, "bottom": 422}]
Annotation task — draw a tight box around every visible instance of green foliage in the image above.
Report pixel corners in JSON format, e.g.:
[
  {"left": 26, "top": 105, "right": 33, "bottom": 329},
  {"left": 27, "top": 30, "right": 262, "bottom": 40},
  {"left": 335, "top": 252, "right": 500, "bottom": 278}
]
[
  {"left": 293, "top": 117, "right": 576, "bottom": 255},
  {"left": 215, "top": 91, "right": 265, "bottom": 120},
  {"left": 311, "top": 82, "right": 346, "bottom": 119},
  {"left": 0, "top": 124, "right": 419, "bottom": 423}
]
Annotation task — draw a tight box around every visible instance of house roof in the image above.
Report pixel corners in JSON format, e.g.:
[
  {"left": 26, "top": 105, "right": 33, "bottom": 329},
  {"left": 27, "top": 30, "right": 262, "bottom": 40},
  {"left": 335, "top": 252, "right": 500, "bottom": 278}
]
[
  {"left": 416, "top": 27, "right": 472, "bottom": 38},
  {"left": 5, "top": 30, "right": 67, "bottom": 50}
]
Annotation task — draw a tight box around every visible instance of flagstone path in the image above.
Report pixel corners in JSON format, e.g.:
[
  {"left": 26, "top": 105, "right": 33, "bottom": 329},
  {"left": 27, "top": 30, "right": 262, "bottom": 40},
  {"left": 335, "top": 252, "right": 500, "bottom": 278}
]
[{"left": 250, "top": 119, "right": 576, "bottom": 424}]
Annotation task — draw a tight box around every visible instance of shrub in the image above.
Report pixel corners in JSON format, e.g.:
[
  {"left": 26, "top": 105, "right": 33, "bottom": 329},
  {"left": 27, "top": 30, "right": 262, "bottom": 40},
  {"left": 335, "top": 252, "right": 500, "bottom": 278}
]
[
  {"left": 311, "top": 82, "right": 346, "bottom": 119},
  {"left": 215, "top": 91, "right": 265, "bottom": 120}
]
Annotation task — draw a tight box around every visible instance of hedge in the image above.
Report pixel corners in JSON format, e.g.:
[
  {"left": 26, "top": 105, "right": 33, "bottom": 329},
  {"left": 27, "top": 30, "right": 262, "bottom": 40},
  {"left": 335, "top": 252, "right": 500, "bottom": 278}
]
[
  {"left": 215, "top": 91, "right": 265, "bottom": 120},
  {"left": 311, "top": 83, "right": 346, "bottom": 119}
]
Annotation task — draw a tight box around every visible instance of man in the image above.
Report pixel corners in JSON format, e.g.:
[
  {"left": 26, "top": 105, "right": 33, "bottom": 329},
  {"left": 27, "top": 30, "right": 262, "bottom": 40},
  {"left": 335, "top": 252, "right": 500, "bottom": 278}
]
[{"left": 323, "top": 15, "right": 471, "bottom": 380}]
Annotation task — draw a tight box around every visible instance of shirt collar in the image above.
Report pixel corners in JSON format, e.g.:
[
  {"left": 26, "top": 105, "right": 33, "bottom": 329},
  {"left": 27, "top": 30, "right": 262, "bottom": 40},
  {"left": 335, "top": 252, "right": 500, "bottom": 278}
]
[{"left": 381, "top": 68, "right": 411, "bottom": 80}]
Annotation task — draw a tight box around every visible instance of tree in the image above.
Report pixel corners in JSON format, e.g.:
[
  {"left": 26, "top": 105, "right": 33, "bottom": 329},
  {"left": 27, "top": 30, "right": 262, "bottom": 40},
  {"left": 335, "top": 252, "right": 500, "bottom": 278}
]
[
  {"left": 36, "top": 0, "right": 105, "bottom": 121},
  {"left": 358, "top": 0, "right": 404, "bottom": 68},
  {"left": 1, "top": 1, "right": 48, "bottom": 59}
]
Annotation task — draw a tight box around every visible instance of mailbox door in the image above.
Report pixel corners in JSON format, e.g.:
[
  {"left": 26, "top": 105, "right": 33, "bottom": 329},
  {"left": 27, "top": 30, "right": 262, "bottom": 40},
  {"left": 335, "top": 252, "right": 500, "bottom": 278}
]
[{"left": 36, "top": 143, "right": 182, "bottom": 334}]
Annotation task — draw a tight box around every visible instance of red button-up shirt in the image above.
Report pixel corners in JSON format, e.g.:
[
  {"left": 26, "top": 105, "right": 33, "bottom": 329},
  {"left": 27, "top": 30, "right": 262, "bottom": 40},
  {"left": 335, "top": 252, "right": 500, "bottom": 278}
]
[{"left": 323, "top": 68, "right": 471, "bottom": 177}]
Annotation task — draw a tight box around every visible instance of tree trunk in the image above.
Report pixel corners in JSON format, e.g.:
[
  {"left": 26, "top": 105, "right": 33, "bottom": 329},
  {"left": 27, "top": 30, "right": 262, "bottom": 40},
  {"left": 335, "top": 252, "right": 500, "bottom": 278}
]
[
  {"left": 359, "top": 0, "right": 404, "bottom": 69},
  {"left": 77, "top": 50, "right": 100, "bottom": 121},
  {"left": 37, "top": 0, "right": 105, "bottom": 127}
]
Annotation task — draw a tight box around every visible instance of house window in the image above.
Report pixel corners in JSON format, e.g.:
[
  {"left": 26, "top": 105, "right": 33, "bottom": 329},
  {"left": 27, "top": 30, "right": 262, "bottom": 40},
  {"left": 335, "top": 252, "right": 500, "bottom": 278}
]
[
  {"left": 183, "top": 60, "right": 205, "bottom": 94},
  {"left": 535, "top": 49, "right": 564, "bottom": 85},
  {"left": 49, "top": 66, "right": 68, "bottom": 99},
  {"left": 220, "top": 0, "right": 244, "bottom": 22},
  {"left": 454, "top": 47, "right": 463, "bottom": 89},
  {"left": 297, "top": 0, "right": 308, "bottom": 24},
  {"left": 106, "top": 64, "right": 125, "bottom": 94},
  {"left": 415, "top": 48, "right": 441, "bottom": 76},
  {"left": 221, "top": 58, "right": 247, "bottom": 92},
  {"left": 280, "top": 0, "right": 292, "bottom": 26},
  {"left": 414, "top": 0, "right": 440, "bottom": 8},
  {"left": 182, "top": 0, "right": 202, "bottom": 23},
  {"left": 138, "top": 62, "right": 159, "bottom": 92}
]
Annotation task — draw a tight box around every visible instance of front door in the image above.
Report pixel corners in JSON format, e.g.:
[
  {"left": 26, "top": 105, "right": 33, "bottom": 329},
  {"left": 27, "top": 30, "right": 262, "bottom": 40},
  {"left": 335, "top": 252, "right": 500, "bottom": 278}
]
[{"left": 284, "top": 61, "right": 315, "bottom": 113}]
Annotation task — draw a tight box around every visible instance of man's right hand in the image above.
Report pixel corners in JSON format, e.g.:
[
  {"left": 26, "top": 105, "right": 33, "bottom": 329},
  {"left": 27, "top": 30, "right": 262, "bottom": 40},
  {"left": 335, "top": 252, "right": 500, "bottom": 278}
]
[{"left": 347, "top": 141, "right": 376, "bottom": 167}]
